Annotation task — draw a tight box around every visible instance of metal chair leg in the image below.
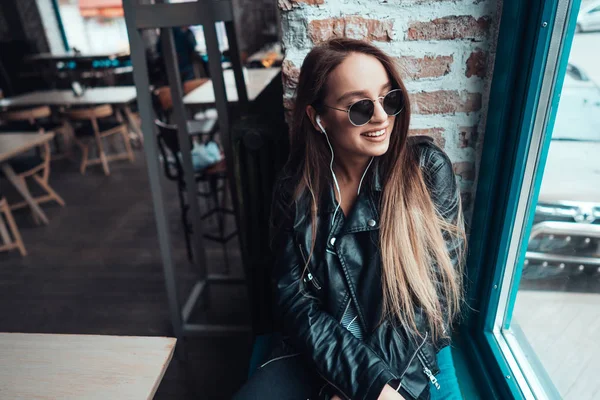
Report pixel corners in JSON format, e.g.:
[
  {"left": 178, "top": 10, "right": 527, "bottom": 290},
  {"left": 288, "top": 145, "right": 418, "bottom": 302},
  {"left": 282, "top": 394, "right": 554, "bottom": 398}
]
[
  {"left": 219, "top": 177, "right": 231, "bottom": 274},
  {"left": 178, "top": 186, "right": 193, "bottom": 262},
  {"left": 209, "top": 176, "right": 230, "bottom": 274}
]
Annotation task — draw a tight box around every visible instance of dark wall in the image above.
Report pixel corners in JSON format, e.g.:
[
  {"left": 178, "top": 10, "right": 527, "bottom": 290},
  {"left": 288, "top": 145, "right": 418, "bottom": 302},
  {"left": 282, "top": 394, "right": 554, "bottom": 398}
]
[
  {"left": 0, "top": 0, "right": 50, "bottom": 96},
  {"left": 0, "top": 0, "right": 49, "bottom": 52},
  {"left": 231, "top": 0, "right": 280, "bottom": 58}
]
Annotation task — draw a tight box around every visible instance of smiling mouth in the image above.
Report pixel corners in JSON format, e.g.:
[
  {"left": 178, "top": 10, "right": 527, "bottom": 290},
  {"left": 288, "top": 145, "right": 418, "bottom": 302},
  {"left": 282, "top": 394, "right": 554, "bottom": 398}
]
[{"left": 361, "top": 128, "right": 386, "bottom": 137}]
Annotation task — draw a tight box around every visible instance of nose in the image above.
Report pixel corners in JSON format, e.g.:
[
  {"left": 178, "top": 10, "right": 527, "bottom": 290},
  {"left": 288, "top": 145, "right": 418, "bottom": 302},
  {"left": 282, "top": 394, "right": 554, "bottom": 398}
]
[{"left": 370, "top": 99, "right": 388, "bottom": 124}]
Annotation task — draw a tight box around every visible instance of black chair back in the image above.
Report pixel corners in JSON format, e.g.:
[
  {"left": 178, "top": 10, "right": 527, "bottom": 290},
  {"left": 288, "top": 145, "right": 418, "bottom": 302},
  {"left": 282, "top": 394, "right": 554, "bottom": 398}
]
[
  {"left": 155, "top": 119, "right": 181, "bottom": 152},
  {"left": 151, "top": 89, "right": 168, "bottom": 123},
  {"left": 154, "top": 119, "right": 182, "bottom": 182},
  {"left": 154, "top": 118, "right": 221, "bottom": 184},
  {"left": 0, "top": 120, "right": 35, "bottom": 132}
]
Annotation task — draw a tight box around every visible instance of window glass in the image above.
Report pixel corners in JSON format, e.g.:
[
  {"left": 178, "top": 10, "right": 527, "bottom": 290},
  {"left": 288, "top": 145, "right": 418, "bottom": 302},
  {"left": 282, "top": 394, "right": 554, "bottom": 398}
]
[
  {"left": 56, "top": 0, "right": 129, "bottom": 54},
  {"left": 168, "top": 0, "right": 230, "bottom": 53},
  {"left": 508, "top": 11, "right": 600, "bottom": 399},
  {"left": 55, "top": 0, "right": 229, "bottom": 55}
]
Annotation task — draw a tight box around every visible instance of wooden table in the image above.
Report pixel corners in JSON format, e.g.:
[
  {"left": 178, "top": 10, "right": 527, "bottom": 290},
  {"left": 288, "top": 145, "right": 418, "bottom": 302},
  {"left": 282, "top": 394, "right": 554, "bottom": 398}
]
[
  {"left": 0, "top": 133, "right": 55, "bottom": 225},
  {"left": 26, "top": 51, "right": 130, "bottom": 62},
  {"left": 0, "top": 87, "right": 142, "bottom": 143},
  {"left": 0, "top": 87, "right": 137, "bottom": 108},
  {"left": 183, "top": 67, "right": 281, "bottom": 106},
  {"left": 0, "top": 333, "right": 176, "bottom": 400}
]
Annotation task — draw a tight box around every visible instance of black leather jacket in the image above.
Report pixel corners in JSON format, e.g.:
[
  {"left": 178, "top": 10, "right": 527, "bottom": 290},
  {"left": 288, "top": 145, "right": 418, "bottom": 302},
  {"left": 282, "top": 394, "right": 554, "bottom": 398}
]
[{"left": 268, "top": 136, "right": 463, "bottom": 400}]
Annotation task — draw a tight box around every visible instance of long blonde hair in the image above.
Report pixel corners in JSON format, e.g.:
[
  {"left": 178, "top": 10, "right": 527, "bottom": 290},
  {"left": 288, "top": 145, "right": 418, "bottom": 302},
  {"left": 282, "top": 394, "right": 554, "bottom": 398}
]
[{"left": 286, "top": 38, "right": 465, "bottom": 341}]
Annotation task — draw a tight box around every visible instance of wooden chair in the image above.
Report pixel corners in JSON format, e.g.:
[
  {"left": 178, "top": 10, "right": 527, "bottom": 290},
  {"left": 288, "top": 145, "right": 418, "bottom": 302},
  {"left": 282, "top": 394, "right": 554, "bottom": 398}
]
[
  {"left": 0, "top": 106, "right": 72, "bottom": 160},
  {"left": 64, "top": 105, "right": 135, "bottom": 176},
  {"left": 154, "top": 86, "right": 173, "bottom": 118},
  {"left": 152, "top": 78, "right": 210, "bottom": 123},
  {"left": 0, "top": 196, "right": 26, "bottom": 256},
  {"left": 0, "top": 106, "right": 66, "bottom": 215},
  {"left": 183, "top": 78, "right": 209, "bottom": 95}
]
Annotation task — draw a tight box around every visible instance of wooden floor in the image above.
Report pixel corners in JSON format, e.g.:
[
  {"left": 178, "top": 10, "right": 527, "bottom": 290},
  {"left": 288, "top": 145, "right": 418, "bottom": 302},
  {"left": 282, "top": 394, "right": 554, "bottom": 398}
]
[
  {"left": 514, "top": 290, "right": 600, "bottom": 400},
  {"left": 0, "top": 151, "right": 252, "bottom": 399}
]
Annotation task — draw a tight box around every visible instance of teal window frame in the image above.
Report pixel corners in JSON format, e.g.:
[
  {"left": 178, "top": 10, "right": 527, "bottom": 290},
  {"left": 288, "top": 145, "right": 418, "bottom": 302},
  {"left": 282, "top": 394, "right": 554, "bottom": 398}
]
[
  {"left": 51, "top": 0, "right": 70, "bottom": 52},
  {"left": 459, "top": 0, "right": 583, "bottom": 398}
]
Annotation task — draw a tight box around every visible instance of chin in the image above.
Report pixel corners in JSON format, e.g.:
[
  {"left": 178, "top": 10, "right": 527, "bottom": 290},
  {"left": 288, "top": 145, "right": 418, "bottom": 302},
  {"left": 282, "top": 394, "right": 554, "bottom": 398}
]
[{"left": 364, "top": 140, "right": 390, "bottom": 157}]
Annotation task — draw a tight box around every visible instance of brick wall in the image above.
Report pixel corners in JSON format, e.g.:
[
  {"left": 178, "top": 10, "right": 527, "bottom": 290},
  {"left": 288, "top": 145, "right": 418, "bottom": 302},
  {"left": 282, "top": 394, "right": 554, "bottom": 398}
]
[{"left": 278, "top": 0, "right": 504, "bottom": 221}]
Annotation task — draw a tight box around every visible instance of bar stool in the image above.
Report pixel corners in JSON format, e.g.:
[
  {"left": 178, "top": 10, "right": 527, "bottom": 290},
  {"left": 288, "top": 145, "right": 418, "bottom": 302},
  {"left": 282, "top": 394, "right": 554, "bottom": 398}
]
[{"left": 154, "top": 119, "right": 237, "bottom": 271}]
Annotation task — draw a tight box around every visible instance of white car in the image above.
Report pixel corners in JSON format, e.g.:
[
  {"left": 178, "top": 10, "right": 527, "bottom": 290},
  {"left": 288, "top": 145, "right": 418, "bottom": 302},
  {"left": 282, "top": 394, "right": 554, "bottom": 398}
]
[
  {"left": 576, "top": 1, "right": 600, "bottom": 32},
  {"left": 523, "top": 64, "right": 600, "bottom": 281},
  {"left": 552, "top": 63, "right": 600, "bottom": 141}
]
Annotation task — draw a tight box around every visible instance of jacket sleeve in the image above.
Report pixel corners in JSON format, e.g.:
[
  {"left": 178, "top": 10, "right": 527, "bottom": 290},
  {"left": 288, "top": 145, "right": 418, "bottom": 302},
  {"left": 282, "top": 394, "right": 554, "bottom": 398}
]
[
  {"left": 270, "top": 178, "right": 398, "bottom": 400},
  {"left": 418, "top": 141, "right": 465, "bottom": 350}
]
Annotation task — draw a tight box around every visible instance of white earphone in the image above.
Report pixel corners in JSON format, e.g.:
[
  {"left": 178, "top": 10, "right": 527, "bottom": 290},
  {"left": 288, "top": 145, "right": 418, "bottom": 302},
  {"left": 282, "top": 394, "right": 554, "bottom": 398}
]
[
  {"left": 315, "top": 115, "right": 340, "bottom": 225},
  {"left": 316, "top": 115, "right": 326, "bottom": 133},
  {"left": 315, "top": 114, "right": 374, "bottom": 227}
]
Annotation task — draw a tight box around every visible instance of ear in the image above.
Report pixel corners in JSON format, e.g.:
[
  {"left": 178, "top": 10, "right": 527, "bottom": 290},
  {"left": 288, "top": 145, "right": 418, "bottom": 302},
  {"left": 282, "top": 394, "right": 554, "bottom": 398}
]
[{"left": 305, "top": 105, "right": 323, "bottom": 133}]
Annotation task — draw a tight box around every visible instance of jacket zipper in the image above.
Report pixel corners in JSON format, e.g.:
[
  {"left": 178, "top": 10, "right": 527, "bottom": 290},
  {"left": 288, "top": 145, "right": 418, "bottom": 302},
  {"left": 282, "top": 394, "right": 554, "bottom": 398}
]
[
  {"left": 305, "top": 271, "right": 321, "bottom": 290},
  {"left": 339, "top": 298, "right": 351, "bottom": 322},
  {"left": 417, "top": 350, "right": 441, "bottom": 390},
  {"left": 296, "top": 243, "right": 347, "bottom": 398},
  {"left": 298, "top": 244, "right": 322, "bottom": 290}
]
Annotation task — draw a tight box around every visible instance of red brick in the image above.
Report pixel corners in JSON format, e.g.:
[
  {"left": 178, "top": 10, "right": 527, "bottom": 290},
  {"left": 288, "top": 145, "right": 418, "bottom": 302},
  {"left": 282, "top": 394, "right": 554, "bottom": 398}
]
[
  {"left": 453, "top": 162, "right": 475, "bottom": 181},
  {"left": 407, "top": 16, "right": 491, "bottom": 41},
  {"left": 396, "top": 55, "right": 453, "bottom": 80},
  {"left": 408, "top": 128, "right": 446, "bottom": 148},
  {"left": 308, "top": 16, "right": 393, "bottom": 44},
  {"left": 410, "top": 90, "right": 482, "bottom": 114},
  {"left": 465, "top": 49, "right": 488, "bottom": 78},
  {"left": 284, "top": 110, "right": 294, "bottom": 126},
  {"left": 282, "top": 59, "right": 301, "bottom": 90},
  {"left": 283, "top": 97, "right": 296, "bottom": 111},
  {"left": 283, "top": 97, "right": 295, "bottom": 125},
  {"left": 458, "top": 126, "right": 478, "bottom": 148},
  {"left": 278, "top": 0, "right": 324, "bottom": 11}
]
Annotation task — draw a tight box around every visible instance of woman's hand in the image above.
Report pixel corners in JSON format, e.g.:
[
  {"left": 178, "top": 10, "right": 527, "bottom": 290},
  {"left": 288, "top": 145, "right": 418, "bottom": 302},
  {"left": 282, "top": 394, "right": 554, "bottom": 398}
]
[{"left": 330, "top": 384, "right": 405, "bottom": 400}]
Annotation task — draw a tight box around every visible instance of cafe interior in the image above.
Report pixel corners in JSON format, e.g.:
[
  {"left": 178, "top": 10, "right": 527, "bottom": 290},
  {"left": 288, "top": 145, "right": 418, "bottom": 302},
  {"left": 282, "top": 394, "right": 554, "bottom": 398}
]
[
  {"left": 0, "top": 0, "right": 286, "bottom": 398},
  {"left": 4, "top": 0, "right": 599, "bottom": 399}
]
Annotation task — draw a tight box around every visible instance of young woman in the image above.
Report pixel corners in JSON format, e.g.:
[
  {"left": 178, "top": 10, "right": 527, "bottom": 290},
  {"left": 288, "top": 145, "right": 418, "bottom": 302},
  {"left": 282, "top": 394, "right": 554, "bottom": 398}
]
[{"left": 234, "top": 38, "right": 466, "bottom": 400}]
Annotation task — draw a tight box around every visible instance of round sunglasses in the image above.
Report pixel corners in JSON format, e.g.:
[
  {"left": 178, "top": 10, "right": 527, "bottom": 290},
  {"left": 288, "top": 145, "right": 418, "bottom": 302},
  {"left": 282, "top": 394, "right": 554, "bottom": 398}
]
[{"left": 323, "top": 88, "right": 405, "bottom": 126}]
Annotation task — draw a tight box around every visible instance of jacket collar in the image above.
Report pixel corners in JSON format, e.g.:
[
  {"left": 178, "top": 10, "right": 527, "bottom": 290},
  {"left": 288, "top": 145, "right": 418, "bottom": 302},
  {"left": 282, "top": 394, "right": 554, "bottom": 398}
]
[
  {"left": 316, "top": 159, "right": 383, "bottom": 235},
  {"left": 292, "top": 158, "right": 384, "bottom": 233},
  {"left": 321, "top": 158, "right": 383, "bottom": 213}
]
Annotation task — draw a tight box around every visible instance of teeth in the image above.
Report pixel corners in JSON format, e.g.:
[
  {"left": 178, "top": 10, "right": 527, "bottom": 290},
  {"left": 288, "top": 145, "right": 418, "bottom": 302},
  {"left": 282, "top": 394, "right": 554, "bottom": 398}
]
[{"left": 363, "top": 129, "right": 385, "bottom": 137}]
